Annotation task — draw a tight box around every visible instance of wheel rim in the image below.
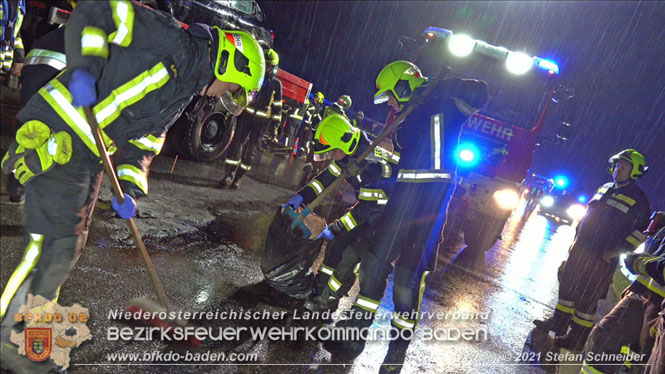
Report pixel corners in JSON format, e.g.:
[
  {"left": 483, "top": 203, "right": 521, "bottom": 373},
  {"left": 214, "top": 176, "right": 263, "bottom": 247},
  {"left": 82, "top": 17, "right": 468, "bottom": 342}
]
[{"left": 200, "top": 115, "right": 226, "bottom": 152}]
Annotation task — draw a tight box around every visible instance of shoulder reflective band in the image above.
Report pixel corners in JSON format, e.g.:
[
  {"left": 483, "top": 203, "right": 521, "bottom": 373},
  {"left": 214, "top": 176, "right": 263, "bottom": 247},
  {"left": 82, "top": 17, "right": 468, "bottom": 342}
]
[
  {"left": 109, "top": 0, "right": 135, "bottom": 47},
  {"left": 355, "top": 294, "right": 380, "bottom": 313},
  {"left": 606, "top": 199, "right": 629, "bottom": 214},
  {"left": 327, "top": 161, "right": 341, "bottom": 177},
  {"left": 392, "top": 314, "right": 416, "bottom": 330},
  {"left": 636, "top": 275, "right": 665, "bottom": 298},
  {"left": 397, "top": 170, "right": 452, "bottom": 183},
  {"left": 117, "top": 164, "right": 148, "bottom": 194},
  {"left": 592, "top": 184, "right": 611, "bottom": 201},
  {"left": 612, "top": 193, "right": 637, "bottom": 206},
  {"left": 572, "top": 310, "right": 595, "bottom": 328},
  {"left": 431, "top": 114, "right": 443, "bottom": 170},
  {"left": 358, "top": 188, "right": 387, "bottom": 205},
  {"left": 129, "top": 133, "right": 165, "bottom": 155},
  {"left": 625, "top": 230, "right": 647, "bottom": 248},
  {"left": 24, "top": 48, "right": 67, "bottom": 70},
  {"left": 39, "top": 79, "right": 114, "bottom": 157},
  {"left": 307, "top": 179, "right": 324, "bottom": 195},
  {"left": 81, "top": 26, "right": 108, "bottom": 59},
  {"left": 555, "top": 299, "right": 574, "bottom": 314},
  {"left": 340, "top": 211, "right": 357, "bottom": 231},
  {"left": 94, "top": 62, "right": 170, "bottom": 128},
  {"left": 327, "top": 274, "right": 342, "bottom": 292},
  {"left": 0, "top": 233, "right": 43, "bottom": 319},
  {"left": 319, "top": 264, "right": 334, "bottom": 276}
]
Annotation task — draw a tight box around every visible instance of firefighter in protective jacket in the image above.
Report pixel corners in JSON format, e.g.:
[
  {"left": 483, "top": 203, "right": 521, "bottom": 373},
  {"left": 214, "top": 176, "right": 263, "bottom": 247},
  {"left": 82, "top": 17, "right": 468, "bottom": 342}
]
[
  {"left": 322, "top": 61, "right": 488, "bottom": 372},
  {"left": 0, "top": 2, "right": 265, "bottom": 372},
  {"left": 220, "top": 48, "right": 282, "bottom": 189},
  {"left": 534, "top": 149, "right": 651, "bottom": 351}
]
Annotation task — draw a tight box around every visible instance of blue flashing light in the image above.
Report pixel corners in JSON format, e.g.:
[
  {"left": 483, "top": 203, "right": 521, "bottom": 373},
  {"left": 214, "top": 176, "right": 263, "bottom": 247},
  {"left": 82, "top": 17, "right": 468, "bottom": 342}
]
[
  {"left": 578, "top": 195, "right": 587, "bottom": 203},
  {"left": 553, "top": 175, "right": 569, "bottom": 189},
  {"left": 455, "top": 143, "right": 481, "bottom": 168},
  {"left": 534, "top": 57, "right": 560, "bottom": 75}
]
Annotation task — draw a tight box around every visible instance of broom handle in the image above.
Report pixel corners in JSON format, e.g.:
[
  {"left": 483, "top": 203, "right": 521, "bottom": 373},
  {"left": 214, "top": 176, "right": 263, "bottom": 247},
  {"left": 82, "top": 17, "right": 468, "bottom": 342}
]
[
  {"left": 302, "top": 72, "right": 446, "bottom": 214},
  {"left": 84, "top": 107, "right": 173, "bottom": 311}
]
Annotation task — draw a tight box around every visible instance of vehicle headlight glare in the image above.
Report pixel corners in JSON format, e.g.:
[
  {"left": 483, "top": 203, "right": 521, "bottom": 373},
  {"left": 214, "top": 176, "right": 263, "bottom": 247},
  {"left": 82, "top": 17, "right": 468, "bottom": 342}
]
[
  {"left": 566, "top": 204, "right": 587, "bottom": 221},
  {"left": 540, "top": 195, "right": 554, "bottom": 207},
  {"left": 505, "top": 52, "right": 533, "bottom": 75},
  {"left": 448, "top": 34, "right": 475, "bottom": 57},
  {"left": 493, "top": 189, "right": 520, "bottom": 210}
]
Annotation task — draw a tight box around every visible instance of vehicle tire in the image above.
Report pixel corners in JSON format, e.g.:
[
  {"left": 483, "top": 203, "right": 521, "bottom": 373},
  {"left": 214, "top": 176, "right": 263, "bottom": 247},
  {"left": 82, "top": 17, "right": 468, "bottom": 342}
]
[{"left": 183, "top": 106, "right": 237, "bottom": 162}]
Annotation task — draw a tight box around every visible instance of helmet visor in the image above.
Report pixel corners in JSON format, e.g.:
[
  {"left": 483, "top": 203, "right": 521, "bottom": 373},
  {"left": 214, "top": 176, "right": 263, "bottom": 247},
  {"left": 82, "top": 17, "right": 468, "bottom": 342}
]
[
  {"left": 220, "top": 87, "right": 257, "bottom": 116},
  {"left": 374, "top": 91, "right": 389, "bottom": 104}
]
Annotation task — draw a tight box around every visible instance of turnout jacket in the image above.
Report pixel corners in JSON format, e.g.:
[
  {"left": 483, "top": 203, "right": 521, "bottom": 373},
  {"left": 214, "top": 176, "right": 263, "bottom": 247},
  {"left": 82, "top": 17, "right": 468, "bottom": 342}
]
[
  {"left": 628, "top": 227, "right": 665, "bottom": 301},
  {"left": 392, "top": 77, "right": 487, "bottom": 183},
  {"left": 245, "top": 74, "right": 282, "bottom": 124},
  {"left": 16, "top": 0, "right": 213, "bottom": 199},
  {"left": 298, "top": 133, "right": 396, "bottom": 236},
  {"left": 573, "top": 181, "right": 651, "bottom": 256}
]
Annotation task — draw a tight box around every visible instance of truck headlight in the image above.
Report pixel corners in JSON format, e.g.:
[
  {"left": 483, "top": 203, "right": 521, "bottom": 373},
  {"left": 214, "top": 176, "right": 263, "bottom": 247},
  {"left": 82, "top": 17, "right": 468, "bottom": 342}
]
[
  {"left": 493, "top": 189, "right": 520, "bottom": 210},
  {"left": 540, "top": 195, "right": 554, "bottom": 207},
  {"left": 566, "top": 204, "right": 587, "bottom": 221}
]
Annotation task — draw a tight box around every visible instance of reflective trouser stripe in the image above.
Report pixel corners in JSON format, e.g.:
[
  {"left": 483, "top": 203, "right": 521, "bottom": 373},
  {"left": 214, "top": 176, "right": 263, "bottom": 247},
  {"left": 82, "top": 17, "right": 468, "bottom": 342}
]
[
  {"left": 581, "top": 362, "right": 606, "bottom": 374},
  {"left": 392, "top": 314, "right": 416, "bottom": 330},
  {"left": 328, "top": 274, "right": 342, "bottom": 292},
  {"left": 307, "top": 179, "right": 324, "bottom": 195},
  {"left": 129, "top": 134, "right": 165, "bottom": 155},
  {"left": 414, "top": 271, "right": 430, "bottom": 329},
  {"left": 327, "top": 161, "right": 341, "bottom": 177},
  {"left": 225, "top": 159, "right": 240, "bottom": 166},
  {"left": 117, "top": 164, "right": 148, "bottom": 194},
  {"left": 573, "top": 310, "right": 595, "bottom": 328},
  {"left": 109, "top": 0, "right": 135, "bottom": 47},
  {"left": 353, "top": 263, "right": 360, "bottom": 276},
  {"left": 0, "top": 234, "right": 44, "bottom": 320},
  {"left": 319, "top": 264, "right": 334, "bottom": 276},
  {"left": 24, "top": 48, "right": 67, "bottom": 70},
  {"left": 272, "top": 114, "right": 281, "bottom": 121},
  {"left": 239, "top": 163, "right": 251, "bottom": 171},
  {"left": 355, "top": 295, "right": 380, "bottom": 313},
  {"left": 340, "top": 211, "right": 357, "bottom": 231},
  {"left": 556, "top": 299, "right": 575, "bottom": 314},
  {"left": 636, "top": 275, "right": 665, "bottom": 298}
]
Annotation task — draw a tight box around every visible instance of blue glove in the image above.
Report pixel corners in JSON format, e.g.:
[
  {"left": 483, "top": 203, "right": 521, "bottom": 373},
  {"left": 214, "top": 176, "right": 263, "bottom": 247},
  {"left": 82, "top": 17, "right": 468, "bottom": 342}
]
[
  {"left": 316, "top": 226, "right": 335, "bottom": 241},
  {"left": 69, "top": 69, "right": 97, "bottom": 107},
  {"left": 283, "top": 194, "right": 304, "bottom": 210},
  {"left": 112, "top": 193, "right": 136, "bottom": 219}
]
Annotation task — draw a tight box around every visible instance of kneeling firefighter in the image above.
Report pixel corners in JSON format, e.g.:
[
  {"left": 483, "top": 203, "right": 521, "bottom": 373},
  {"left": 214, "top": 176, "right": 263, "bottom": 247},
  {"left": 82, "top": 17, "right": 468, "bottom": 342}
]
[
  {"left": 220, "top": 48, "right": 282, "bottom": 189},
  {"left": 322, "top": 61, "right": 488, "bottom": 373},
  {"left": 0, "top": 2, "right": 265, "bottom": 372}
]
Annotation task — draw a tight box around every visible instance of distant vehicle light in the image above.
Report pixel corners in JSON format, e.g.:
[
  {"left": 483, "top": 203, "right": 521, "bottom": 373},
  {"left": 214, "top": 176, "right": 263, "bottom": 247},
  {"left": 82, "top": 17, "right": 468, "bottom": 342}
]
[
  {"left": 505, "top": 52, "right": 533, "bottom": 75},
  {"left": 534, "top": 57, "right": 560, "bottom": 75},
  {"left": 426, "top": 32, "right": 435, "bottom": 40},
  {"left": 448, "top": 34, "right": 475, "bottom": 57},
  {"left": 566, "top": 204, "right": 587, "bottom": 221},
  {"left": 578, "top": 195, "right": 587, "bottom": 202},
  {"left": 493, "top": 189, "right": 520, "bottom": 210},
  {"left": 541, "top": 195, "right": 555, "bottom": 207},
  {"left": 554, "top": 175, "right": 569, "bottom": 189},
  {"left": 455, "top": 143, "right": 480, "bottom": 167}
]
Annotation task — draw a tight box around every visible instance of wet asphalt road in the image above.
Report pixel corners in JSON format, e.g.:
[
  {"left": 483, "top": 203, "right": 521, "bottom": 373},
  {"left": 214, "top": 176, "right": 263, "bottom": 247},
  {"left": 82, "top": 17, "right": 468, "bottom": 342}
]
[{"left": 0, "top": 129, "right": 602, "bottom": 374}]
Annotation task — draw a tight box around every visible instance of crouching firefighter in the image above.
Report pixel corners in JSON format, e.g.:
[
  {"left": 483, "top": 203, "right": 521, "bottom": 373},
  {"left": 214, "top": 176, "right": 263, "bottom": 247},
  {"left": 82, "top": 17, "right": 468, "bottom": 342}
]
[
  {"left": 580, "top": 213, "right": 664, "bottom": 374},
  {"left": 219, "top": 48, "right": 282, "bottom": 189},
  {"left": 534, "top": 149, "right": 651, "bottom": 351},
  {"left": 285, "top": 115, "right": 397, "bottom": 314},
  {"left": 322, "top": 60, "right": 488, "bottom": 373},
  {"left": 0, "top": 2, "right": 265, "bottom": 372}
]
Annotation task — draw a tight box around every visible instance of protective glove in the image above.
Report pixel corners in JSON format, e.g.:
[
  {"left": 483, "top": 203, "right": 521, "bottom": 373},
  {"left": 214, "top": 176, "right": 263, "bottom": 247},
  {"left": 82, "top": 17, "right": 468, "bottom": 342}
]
[
  {"left": 316, "top": 226, "right": 335, "bottom": 241},
  {"left": 408, "top": 84, "right": 430, "bottom": 108},
  {"left": 112, "top": 193, "right": 137, "bottom": 219},
  {"left": 69, "top": 69, "right": 97, "bottom": 107},
  {"left": 624, "top": 252, "right": 649, "bottom": 275},
  {"left": 283, "top": 194, "right": 304, "bottom": 210}
]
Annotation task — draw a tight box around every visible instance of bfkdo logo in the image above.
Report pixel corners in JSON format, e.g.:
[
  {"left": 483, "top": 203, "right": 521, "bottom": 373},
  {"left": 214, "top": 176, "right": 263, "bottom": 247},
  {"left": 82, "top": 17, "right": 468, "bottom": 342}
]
[{"left": 25, "top": 327, "right": 52, "bottom": 361}]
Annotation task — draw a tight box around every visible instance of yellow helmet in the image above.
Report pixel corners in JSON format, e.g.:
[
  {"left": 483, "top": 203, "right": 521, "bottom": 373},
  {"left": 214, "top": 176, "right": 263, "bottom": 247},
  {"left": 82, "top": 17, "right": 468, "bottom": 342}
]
[{"left": 609, "top": 149, "right": 648, "bottom": 179}]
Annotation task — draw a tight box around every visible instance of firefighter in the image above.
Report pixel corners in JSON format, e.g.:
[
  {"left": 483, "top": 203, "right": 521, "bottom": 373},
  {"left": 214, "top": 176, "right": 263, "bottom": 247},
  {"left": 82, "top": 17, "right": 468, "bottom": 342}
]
[
  {"left": 0, "top": 2, "right": 265, "bottom": 372},
  {"left": 290, "top": 115, "right": 396, "bottom": 314},
  {"left": 295, "top": 97, "right": 322, "bottom": 156},
  {"left": 298, "top": 92, "right": 325, "bottom": 183},
  {"left": 323, "top": 94, "right": 352, "bottom": 120},
  {"left": 6, "top": 26, "right": 68, "bottom": 203},
  {"left": 0, "top": 0, "right": 25, "bottom": 78},
  {"left": 219, "top": 48, "right": 282, "bottom": 189},
  {"left": 352, "top": 110, "right": 364, "bottom": 129},
  {"left": 580, "top": 214, "right": 664, "bottom": 373},
  {"left": 534, "top": 149, "right": 651, "bottom": 351},
  {"left": 283, "top": 100, "right": 305, "bottom": 149},
  {"left": 322, "top": 61, "right": 488, "bottom": 373}
]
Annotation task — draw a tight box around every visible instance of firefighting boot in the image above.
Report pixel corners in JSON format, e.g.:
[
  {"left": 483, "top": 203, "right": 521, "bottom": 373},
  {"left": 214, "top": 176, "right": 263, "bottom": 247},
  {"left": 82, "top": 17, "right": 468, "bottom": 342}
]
[
  {"left": 322, "top": 308, "right": 374, "bottom": 361},
  {"left": 379, "top": 330, "right": 412, "bottom": 374},
  {"left": 231, "top": 168, "right": 249, "bottom": 190},
  {"left": 554, "top": 323, "right": 590, "bottom": 351},
  {"left": 533, "top": 310, "right": 570, "bottom": 336},
  {"left": 303, "top": 286, "right": 340, "bottom": 314}
]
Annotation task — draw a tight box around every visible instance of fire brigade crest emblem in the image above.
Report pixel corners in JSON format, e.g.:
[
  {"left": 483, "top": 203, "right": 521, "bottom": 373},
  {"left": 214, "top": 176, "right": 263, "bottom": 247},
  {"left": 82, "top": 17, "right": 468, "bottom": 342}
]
[{"left": 25, "top": 328, "right": 52, "bottom": 361}]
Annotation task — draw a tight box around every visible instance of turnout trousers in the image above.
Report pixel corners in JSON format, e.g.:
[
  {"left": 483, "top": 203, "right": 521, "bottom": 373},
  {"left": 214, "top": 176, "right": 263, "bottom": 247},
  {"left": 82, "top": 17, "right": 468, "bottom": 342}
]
[
  {"left": 582, "top": 291, "right": 661, "bottom": 373},
  {"left": 222, "top": 113, "right": 269, "bottom": 184},
  {"left": 315, "top": 227, "right": 371, "bottom": 298},
  {"left": 353, "top": 180, "right": 453, "bottom": 331},
  {"left": 1, "top": 139, "right": 102, "bottom": 338}
]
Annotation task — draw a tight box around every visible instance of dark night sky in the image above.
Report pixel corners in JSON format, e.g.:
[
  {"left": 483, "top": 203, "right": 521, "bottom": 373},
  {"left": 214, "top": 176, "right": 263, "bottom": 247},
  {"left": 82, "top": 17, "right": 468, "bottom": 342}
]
[{"left": 259, "top": 1, "right": 665, "bottom": 209}]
